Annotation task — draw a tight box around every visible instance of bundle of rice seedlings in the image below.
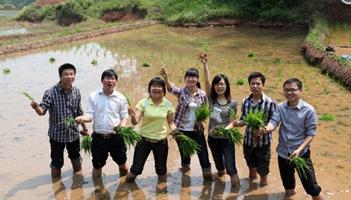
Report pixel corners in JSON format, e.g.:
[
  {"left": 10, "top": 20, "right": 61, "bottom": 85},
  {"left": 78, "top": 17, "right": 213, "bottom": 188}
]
[
  {"left": 195, "top": 104, "right": 210, "bottom": 123},
  {"left": 64, "top": 116, "right": 75, "bottom": 127},
  {"left": 3, "top": 68, "right": 10, "bottom": 74},
  {"left": 173, "top": 131, "right": 200, "bottom": 158},
  {"left": 81, "top": 135, "right": 92, "bottom": 155},
  {"left": 243, "top": 111, "right": 265, "bottom": 130},
  {"left": 118, "top": 127, "right": 142, "bottom": 148},
  {"left": 212, "top": 127, "right": 243, "bottom": 145},
  {"left": 22, "top": 91, "right": 34, "bottom": 101},
  {"left": 229, "top": 108, "right": 237, "bottom": 119},
  {"left": 290, "top": 156, "right": 311, "bottom": 179}
]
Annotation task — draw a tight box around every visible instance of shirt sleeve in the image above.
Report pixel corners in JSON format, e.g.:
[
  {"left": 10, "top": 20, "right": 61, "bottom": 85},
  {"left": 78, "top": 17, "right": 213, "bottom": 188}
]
[
  {"left": 166, "top": 100, "right": 175, "bottom": 114},
  {"left": 86, "top": 93, "right": 95, "bottom": 121},
  {"left": 305, "top": 108, "right": 317, "bottom": 136},
  {"left": 170, "top": 85, "right": 182, "bottom": 96},
  {"left": 77, "top": 90, "right": 83, "bottom": 116},
  {"left": 119, "top": 96, "right": 129, "bottom": 120},
  {"left": 239, "top": 99, "right": 245, "bottom": 122},
  {"left": 39, "top": 89, "right": 52, "bottom": 115},
  {"left": 269, "top": 107, "right": 281, "bottom": 128},
  {"left": 135, "top": 99, "right": 145, "bottom": 112},
  {"left": 266, "top": 100, "right": 277, "bottom": 124}
]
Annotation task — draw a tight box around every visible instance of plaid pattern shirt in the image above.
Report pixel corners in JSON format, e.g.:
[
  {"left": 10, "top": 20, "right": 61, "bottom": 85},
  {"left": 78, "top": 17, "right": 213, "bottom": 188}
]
[
  {"left": 40, "top": 83, "right": 83, "bottom": 143},
  {"left": 168, "top": 86, "right": 207, "bottom": 128},
  {"left": 239, "top": 93, "right": 277, "bottom": 147}
]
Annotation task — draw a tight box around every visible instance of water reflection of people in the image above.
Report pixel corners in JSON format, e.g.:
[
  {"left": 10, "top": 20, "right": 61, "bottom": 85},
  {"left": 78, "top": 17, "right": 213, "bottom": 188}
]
[
  {"left": 31, "top": 63, "right": 88, "bottom": 178},
  {"left": 114, "top": 181, "right": 146, "bottom": 200},
  {"left": 126, "top": 77, "right": 177, "bottom": 182},
  {"left": 51, "top": 172, "right": 84, "bottom": 200},
  {"left": 91, "top": 176, "right": 111, "bottom": 200}
]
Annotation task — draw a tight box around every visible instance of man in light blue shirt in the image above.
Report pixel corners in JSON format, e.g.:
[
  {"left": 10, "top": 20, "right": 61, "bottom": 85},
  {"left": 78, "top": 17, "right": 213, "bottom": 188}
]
[{"left": 263, "top": 78, "right": 322, "bottom": 200}]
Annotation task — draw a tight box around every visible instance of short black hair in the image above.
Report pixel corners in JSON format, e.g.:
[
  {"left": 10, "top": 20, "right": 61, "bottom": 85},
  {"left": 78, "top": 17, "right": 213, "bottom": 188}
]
[
  {"left": 58, "top": 63, "right": 76, "bottom": 77},
  {"left": 210, "top": 74, "right": 231, "bottom": 103},
  {"left": 248, "top": 72, "right": 266, "bottom": 85},
  {"left": 101, "top": 69, "right": 118, "bottom": 82},
  {"left": 283, "top": 78, "right": 303, "bottom": 89},
  {"left": 148, "top": 77, "right": 166, "bottom": 96}
]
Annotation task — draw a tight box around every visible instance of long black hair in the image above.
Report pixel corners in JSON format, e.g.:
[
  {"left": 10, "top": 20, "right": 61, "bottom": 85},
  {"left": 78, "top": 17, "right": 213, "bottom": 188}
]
[
  {"left": 210, "top": 74, "right": 231, "bottom": 103},
  {"left": 184, "top": 67, "right": 201, "bottom": 88}
]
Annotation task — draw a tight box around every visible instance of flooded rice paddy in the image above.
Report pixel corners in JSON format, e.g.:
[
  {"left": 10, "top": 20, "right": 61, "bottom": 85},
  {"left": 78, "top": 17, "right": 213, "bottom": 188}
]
[{"left": 0, "top": 24, "right": 350, "bottom": 200}]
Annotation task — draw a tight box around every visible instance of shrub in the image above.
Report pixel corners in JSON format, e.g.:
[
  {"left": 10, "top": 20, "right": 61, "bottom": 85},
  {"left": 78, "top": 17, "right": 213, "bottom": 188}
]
[{"left": 56, "top": 0, "right": 86, "bottom": 26}]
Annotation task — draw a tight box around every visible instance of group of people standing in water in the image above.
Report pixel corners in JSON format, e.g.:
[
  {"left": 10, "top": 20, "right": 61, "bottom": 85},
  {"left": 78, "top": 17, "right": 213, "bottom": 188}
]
[{"left": 30, "top": 53, "right": 323, "bottom": 199}]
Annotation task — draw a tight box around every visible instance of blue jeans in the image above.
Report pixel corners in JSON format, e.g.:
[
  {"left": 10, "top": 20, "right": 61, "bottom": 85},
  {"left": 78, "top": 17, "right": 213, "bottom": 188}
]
[
  {"left": 176, "top": 130, "right": 211, "bottom": 170},
  {"left": 208, "top": 136, "right": 237, "bottom": 176},
  {"left": 130, "top": 137, "right": 168, "bottom": 175}
]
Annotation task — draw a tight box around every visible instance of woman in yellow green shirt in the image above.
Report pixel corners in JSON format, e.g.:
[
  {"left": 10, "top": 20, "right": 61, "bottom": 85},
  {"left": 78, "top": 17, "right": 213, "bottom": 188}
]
[{"left": 126, "top": 77, "right": 177, "bottom": 182}]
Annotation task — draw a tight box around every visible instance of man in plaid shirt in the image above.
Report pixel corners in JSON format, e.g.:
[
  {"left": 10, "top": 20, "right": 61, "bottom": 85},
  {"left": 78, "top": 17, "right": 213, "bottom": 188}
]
[{"left": 31, "top": 63, "right": 87, "bottom": 178}]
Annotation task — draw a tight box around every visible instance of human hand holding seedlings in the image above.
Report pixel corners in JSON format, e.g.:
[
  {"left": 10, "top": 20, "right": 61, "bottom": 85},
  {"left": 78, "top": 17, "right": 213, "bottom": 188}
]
[{"left": 160, "top": 66, "right": 168, "bottom": 80}]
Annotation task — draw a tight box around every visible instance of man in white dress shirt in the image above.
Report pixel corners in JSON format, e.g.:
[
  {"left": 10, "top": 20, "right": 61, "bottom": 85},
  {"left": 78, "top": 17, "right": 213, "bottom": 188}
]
[{"left": 76, "top": 69, "right": 129, "bottom": 178}]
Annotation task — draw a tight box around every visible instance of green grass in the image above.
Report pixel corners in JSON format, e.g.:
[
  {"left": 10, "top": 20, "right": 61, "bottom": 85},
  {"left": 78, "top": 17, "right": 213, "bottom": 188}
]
[
  {"left": 319, "top": 113, "right": 336, "bottom": 122},
  {"left": 305, "top": 16, "right": 328, "bottom": 51},
  {"left": 236, "top": 79, "right": 245, "bottom": 86}
]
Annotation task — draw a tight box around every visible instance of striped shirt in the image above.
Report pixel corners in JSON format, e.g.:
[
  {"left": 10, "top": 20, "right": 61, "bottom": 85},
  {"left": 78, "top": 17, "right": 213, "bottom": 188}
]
[
  {"left": 239, "top": 93, "right": 277, "bottom": 147},
  {"left": 168, "top": 86, "right": 207, "bottom": 128},
  {"left": 40, "top": 83, "right": 83, "bottom": 143}
]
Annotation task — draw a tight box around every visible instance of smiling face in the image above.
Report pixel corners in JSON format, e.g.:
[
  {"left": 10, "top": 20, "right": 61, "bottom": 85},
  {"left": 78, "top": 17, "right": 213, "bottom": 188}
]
[
  {"left": 149, "top": 84, "right": 164, "bottom": 99},
  {"left": 185, "top": 76, "right": 198, "bottom": 88},
  {"left": 249, "top": 77, "right": 264, "bottom": 96},
  {"left": 60, "top": 69, "right": 75, "bottom": 88},
  {"left": 283, "top": 82, "right": 301, "bottom": 104},
  {"left": 214, "top": 78, "right": 226, "bottom": 95}
]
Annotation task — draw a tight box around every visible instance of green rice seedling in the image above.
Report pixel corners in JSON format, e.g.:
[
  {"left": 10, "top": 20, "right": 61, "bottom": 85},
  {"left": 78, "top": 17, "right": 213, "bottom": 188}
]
[
  {"left": 81, "top": 135, "right": 92, "bottom": 155},
  {"left": 64, "top": 116, "right": 75, "bottom": 127},
  {"left": 173, "top": 131, "right": 200, "bottom": 157},
  {"left": 247, "top": 51, "right": 255, "bottom": 58},
  {"left": 290, "top": 156, "right": 310, "bottom": 179},
  {"left": 3, "top": 68, "right": 10, "bottom": 75},
  {"left": 243, "top": 111, "right": 265, "bottom": 130},
  {"left": 91, "top": 59, "right": 98, "bottom": 65},
  {"left": 195, "top": 104, "right": 210, "bottom": 123},
  {"left": 236, "top": 79, "right": 245, "bottom": 86},
  {"left": 122, "top": 93, "right": 131, "bottom": 106},
  {"left": 118, "top": 127, "right": 142, "bottom": 148},
  {"left": 213, "top": 127, "right": 243, "bottom": 145},
  {"left": 203, "top": 41, "right": 209, "bottom": 53},
  {"left": 142, "top": 62, "right": 150, "bottom": 67},
  {"left": 319, "top": 113, "right": 336, "bottom": 121},
  {"left": 22, "top": 91, "right": 34, "bottom": 101},
  {"left": 49, "top": 57, "right": 56, "bottom": 63}
]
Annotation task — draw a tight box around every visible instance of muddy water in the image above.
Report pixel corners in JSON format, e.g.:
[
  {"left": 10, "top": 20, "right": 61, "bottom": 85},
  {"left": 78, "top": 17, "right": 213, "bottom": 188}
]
[{"left": 0, "top": 24, "right": 350, "bottom": 200}]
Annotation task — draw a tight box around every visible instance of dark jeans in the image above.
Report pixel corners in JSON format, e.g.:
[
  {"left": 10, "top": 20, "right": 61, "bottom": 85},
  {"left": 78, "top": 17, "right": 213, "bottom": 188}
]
[
  {"left": 208, "top": 136, "right": 237, "bottom": 176},
  {"left": 278, "top": 149, "right": 321, "bottom": 196},
  {"left": 130, "top": 137, "right": 168, "bottom": 175},
  {"left": 50, "top": 138, "right": 81, "bottom": 169},
  {"left": 176, "top": 130, "right": 211, "bottom": 170},
  {"left": 243, "top": 144, "right": 271, "bottom": 176},
  {"left": 91, "top": 133, "right": 127, "bottom": 169}
]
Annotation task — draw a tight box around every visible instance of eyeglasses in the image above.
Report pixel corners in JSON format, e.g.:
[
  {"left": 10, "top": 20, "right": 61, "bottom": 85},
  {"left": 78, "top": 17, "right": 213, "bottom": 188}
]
[
  {"left": 103, "top": 76, "right": 116, "bottom": 81},
  {"left": 283, "top": 88, "right": 300, "bottom": 93}
]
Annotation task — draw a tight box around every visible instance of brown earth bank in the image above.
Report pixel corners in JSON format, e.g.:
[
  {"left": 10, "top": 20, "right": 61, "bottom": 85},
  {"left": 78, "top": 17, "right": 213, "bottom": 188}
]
[
  {"left": 0, "top": 20, "right": 157, "bottom": 56},
  {"left": 301, "top": 43, "right": 351, "bottom": 89},
  {"left": 102, "top": 9, "right": 147, "bottom": 23},
  {"left": 37, "top": 0, "right": 64, "bottom": 7}
]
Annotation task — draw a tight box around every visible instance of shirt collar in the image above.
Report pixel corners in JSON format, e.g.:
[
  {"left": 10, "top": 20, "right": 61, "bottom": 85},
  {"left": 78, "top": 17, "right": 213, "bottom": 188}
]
[
  {"left": 57, "top": 82, "right": 72, "bottom": 93},
  {"left": 283, "top": 99, "right": 303, "bottom": 110},
  {"left": 147, "top": 96, "right": 165, "bottom": 106},
  {"left": 98, "top": 88, "right": 118, "bottom": 97},
  {"left": 248, "top": 92, "right": 265, "bottom": 103},
  {"left": 184, "top": 87, "right": 200, "bottom": 96}
]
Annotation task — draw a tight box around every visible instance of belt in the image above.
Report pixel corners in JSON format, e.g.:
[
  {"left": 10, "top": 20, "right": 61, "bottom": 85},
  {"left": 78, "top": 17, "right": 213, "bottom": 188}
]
[
  {"left": 93, "top": 132, "right": 116, "bottom": 139},
  {"left": 143, "top": 137, "right": 165, "bottom": 143}
]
